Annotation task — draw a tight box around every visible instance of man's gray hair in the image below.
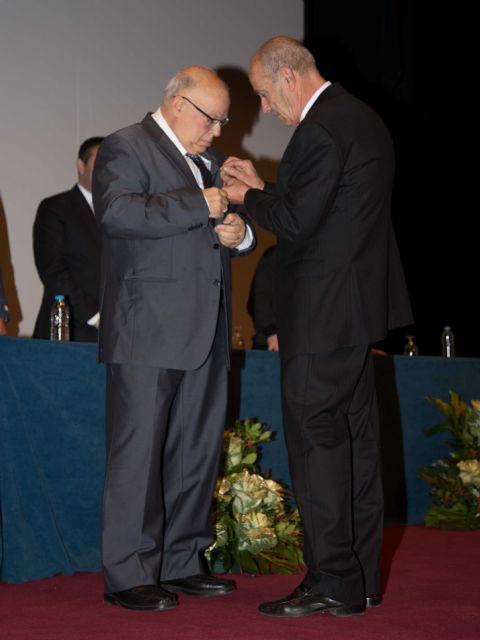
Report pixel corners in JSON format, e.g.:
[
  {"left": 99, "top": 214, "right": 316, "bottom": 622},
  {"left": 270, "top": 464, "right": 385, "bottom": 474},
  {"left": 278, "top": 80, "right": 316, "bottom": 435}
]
[
  {"left": 255, "top": 36, "right": 316, "bottom": 80},
  {"left": 162, "top": 66, "right": 228, "bottom": 104},
  {"left": 162, "top": 72, "right": 198, "bottom": 103}
]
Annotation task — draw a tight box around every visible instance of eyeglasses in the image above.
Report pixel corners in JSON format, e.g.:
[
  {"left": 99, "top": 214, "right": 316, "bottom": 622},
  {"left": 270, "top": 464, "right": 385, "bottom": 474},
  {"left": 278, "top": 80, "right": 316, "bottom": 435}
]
[{"left": 179, "top": 95, "right": 229, "bottom": 129}]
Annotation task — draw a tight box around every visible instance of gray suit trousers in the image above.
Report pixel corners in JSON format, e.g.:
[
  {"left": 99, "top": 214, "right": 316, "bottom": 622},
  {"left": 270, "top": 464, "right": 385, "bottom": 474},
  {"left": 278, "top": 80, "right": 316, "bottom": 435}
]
[{"left": 102, "top": 313, "right": 228, "bottom": 593}]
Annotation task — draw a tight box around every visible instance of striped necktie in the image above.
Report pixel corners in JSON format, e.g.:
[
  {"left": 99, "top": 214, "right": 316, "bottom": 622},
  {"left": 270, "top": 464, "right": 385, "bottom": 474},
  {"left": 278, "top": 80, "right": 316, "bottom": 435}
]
[{"left": 186, "top": 153, "right": 213, "bottom": 188}]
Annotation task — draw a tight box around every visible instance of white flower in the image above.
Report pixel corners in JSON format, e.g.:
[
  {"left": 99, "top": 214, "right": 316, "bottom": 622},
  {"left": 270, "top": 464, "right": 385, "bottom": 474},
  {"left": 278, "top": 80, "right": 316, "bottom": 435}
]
[{"left": 457, "top": 459, "right": 480, "bottom": 489}]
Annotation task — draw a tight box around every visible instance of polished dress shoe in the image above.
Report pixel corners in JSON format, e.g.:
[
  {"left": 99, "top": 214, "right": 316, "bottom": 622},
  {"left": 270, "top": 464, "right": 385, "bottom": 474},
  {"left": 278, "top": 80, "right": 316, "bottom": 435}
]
[
  {"left": 160, "top": 574, "right": 236, "bottom": 597},
  {"left": 104, "top": 585, "right": 178, "bottom": 611},
  {"left": 258, "top": 583, "right": 365, "bottom": 618},
  {"left": 366, "top": 594, "right": 382, "bottom": 607}
]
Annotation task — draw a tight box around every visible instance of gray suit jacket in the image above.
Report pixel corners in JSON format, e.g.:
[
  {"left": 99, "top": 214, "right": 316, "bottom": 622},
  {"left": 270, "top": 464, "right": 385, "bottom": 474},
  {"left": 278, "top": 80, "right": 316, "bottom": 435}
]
[{"left": 93, "top": 113, "right": 255, "bottom": 369}]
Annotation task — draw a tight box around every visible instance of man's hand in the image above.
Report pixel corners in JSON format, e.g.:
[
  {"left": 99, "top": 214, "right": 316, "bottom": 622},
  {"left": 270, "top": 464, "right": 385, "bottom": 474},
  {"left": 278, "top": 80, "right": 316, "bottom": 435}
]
[
  {"left": 267, "top": 334, "right": 279, "bottom": 352},
  {"left": 222, "top": 178, "right": 250, "bottom": 206},
  {"left": 215, "top": 213, "right": 246, "bottom": 248},
  {"left": 203, "top": 187, "right": 230, "bottom": 219},
  {"left": 221, "top": 157, "right": 264, "bottom": 204},
  {"left": 222, "top": 157, "right": 264, "bottom": 189},
  {"left": 0, "top": 318, "right": 8, "bottom": 336}
]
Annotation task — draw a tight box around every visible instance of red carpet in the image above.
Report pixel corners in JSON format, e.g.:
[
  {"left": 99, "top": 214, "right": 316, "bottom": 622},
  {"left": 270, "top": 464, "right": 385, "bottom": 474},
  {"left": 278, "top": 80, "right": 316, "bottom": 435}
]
[{"left": 1, "top": 526, "right": 479, "bottom": 640}]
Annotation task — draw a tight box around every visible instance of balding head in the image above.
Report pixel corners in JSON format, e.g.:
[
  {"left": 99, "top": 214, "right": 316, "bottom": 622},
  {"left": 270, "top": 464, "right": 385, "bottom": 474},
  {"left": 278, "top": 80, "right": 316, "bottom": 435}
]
[
  {"left": 248, "top": 36, "right": 325, "bottom": 127},
  {"left": 162, "top": 66, "right": 228, "bottom": 104},
  {"left": 161, "top": 66, "right": 230, "bottom": 154},
  {"left": 252, "top": 36, "right": 317, "bottom": 81}
]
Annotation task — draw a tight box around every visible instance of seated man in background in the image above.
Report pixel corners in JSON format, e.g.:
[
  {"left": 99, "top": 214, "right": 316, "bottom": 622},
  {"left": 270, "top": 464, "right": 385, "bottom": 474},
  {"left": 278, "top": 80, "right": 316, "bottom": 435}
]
[
  {"left": 32, "top": 136, "right": 103, "bottom": 342},
  {"left": 0, "top": 265, "right": 10, "bottom": 336},
  {"left": 247, "top": 245, "right": 278, "bottom": 350}
]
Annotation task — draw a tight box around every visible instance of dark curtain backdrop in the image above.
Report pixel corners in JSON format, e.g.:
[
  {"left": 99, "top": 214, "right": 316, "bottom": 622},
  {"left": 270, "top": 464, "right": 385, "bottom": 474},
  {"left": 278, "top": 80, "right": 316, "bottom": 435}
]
[{"left": 304, "top": 1, "right": 476, "bottom": 357}]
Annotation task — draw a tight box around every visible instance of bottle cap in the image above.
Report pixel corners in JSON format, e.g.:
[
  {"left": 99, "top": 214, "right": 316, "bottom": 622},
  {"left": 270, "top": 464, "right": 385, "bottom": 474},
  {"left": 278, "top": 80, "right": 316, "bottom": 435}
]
[
  {"left": 443, "top": 325, "right": 451, "bottom": 331},
  {"left": 54, "top": 295, "right": 65, "bottom": 301}
]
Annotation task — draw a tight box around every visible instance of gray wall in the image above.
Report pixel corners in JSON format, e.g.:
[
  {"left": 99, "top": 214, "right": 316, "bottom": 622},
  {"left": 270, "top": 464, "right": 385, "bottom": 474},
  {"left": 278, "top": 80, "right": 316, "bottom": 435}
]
[{"left": 0, "top": 0, "right": 303, "bottom": 335}]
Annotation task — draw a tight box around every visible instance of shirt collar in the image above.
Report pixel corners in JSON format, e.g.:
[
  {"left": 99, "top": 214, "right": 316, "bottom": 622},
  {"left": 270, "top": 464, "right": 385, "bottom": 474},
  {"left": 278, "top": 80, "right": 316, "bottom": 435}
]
[
  {"left": 151, "top": 107, "right": 211, "bottom": 168},
  {"left": 151, "top": 107, "right": 187, "bottom": 155},
  {"left": 300, "top": 81, "right": 332, "bottom": 122},
  {"left": 77, "top": 183, "right": 93, "bottom": 209}
]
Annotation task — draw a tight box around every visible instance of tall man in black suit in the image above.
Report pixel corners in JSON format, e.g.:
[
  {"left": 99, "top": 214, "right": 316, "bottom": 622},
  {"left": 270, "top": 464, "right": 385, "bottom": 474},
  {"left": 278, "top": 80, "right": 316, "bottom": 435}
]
[
  {"left": 223, "top": 36, "right": 413, "bottom": 618},
  {"left": 33, "top": 137, "right": 103, "bottom": 341},
  {"left": 92, "top": 66, "right": 255, "bottom": 612}
]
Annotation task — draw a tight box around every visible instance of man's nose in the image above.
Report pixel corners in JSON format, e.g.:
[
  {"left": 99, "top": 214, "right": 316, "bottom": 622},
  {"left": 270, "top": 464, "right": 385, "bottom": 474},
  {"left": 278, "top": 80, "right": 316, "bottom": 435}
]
[{"left": 261, "top": 97, "right": 271, "bottom": 113}]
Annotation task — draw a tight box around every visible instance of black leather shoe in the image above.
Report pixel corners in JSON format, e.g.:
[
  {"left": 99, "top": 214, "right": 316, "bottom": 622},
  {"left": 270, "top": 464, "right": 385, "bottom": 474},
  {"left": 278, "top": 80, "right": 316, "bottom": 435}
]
[
  {"left": 160, "top": 574, "right": 236, "bottom": 597},
  {"left": 104, "top": 585, "right": 178, "bottom": 611},
  {"left": 366, "top": 594, "right": 382, "bottom": 607},
  {"left": 258, "top": 583, "right": 365, "bottom": 618}
]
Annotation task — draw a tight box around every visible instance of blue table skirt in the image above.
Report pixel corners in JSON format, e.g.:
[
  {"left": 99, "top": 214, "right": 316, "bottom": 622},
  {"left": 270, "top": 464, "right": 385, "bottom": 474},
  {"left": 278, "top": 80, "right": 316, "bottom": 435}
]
[{"left": 1, "top": 337, "right": 479, "bottom": 583}]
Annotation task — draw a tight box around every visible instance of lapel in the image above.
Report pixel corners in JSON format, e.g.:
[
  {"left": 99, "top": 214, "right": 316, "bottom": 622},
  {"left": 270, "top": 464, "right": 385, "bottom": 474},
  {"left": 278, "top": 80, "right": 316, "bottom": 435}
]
[{"left": 140, "top": 113, "right": 197, "bottom": 187}]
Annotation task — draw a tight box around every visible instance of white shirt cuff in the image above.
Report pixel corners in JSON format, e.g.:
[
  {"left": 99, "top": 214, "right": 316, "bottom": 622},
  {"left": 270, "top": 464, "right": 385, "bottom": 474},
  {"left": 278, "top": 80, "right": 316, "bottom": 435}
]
[
  {"left": 236, "top": 224, "right": 254, "bottom": 251},
  {"left": 87, "top": 312, "right": 100, "bottom": 327}
]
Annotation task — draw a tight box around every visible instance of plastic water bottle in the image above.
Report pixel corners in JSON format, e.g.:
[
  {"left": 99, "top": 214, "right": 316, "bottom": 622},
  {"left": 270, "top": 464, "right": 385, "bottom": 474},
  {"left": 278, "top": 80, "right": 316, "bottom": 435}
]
[
  {"left": 441, "top": 326, "right": 455, "bottom": 358},
  {"left": 50, "top": 295, "right": 70, "bottom": 341}
]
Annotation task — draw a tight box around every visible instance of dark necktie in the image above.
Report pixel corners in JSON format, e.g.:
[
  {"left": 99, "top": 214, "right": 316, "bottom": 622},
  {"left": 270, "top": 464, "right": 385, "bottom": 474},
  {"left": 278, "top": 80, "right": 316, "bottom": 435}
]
[{"left": 186, "top": 153, "right": 213, "bottom": 188}]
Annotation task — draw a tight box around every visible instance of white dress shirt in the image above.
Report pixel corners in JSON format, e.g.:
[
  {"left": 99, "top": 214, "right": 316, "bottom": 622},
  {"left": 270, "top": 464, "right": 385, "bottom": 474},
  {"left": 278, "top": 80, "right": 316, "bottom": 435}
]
[
  {"left": 151, "top": 108, "right": 253, "bottom": 250},
  {"left": 76, "top": 184, "right": 99, "bottom": 327},
  {"left": 300, "top": 81, "right": 332, "bottom": 122}
]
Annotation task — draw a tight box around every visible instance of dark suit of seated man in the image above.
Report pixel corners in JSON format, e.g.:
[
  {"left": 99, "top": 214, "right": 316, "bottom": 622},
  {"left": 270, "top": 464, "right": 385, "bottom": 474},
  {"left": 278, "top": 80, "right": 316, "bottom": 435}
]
[
  {"left": 32, "top": 137, "right": 103, "bottom": 342},
  {"left": 92, "top": 66, "right": 256, "bottom": 612},
  {"left": 247, "top": 245, "right": 279, "bottom": 351}
]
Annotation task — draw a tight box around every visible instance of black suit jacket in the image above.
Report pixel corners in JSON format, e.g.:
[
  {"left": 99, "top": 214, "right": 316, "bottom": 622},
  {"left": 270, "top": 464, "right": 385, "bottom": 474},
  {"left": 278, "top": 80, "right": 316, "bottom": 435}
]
[
  {"left": 245, "top": 83, "right": 412, "bottom": 358},
  {"left": 33, "top": 185, "right": 101, "bottom": 342},
  {"left": 93, "top": 113, "right": 255, "bottom": 370}
]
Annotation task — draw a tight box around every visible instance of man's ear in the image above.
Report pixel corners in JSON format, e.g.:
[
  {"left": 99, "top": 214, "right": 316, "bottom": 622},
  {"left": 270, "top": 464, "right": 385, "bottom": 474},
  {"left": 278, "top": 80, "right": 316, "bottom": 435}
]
[
  {"left": 279, "top": 65, "right": 296, "bottom": 90},
  {"left": 76, "top": 158, "right": 85, "bottom": 177},
  {"left": 172, "top": 95, "right": 185, "bottom": 113}
]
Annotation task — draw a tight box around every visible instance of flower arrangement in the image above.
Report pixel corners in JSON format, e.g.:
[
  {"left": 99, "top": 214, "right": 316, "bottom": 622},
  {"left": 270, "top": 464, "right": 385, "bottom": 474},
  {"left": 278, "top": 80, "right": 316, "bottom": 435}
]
[
  {"left": 206, "top": 418, "right": 304, "bottom": 574},
  {"left": 417, "top": 392, "right": 480, "bottom": 529}
]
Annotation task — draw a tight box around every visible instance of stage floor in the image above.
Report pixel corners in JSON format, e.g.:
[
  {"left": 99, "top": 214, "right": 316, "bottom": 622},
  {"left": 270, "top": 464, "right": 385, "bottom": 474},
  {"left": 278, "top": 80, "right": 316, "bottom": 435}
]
[{"left": 1, "top": 526, "right": 479, "bottom": 640}]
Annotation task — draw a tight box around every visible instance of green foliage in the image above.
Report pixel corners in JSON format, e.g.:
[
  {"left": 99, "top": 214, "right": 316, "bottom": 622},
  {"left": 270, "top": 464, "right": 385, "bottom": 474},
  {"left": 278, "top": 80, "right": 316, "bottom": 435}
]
[
  {"left": 417, "top": 392, "right": 480, "bottom": 529},
  {"left": 206, "top": 418, "right": 304, "bottom": 574}
]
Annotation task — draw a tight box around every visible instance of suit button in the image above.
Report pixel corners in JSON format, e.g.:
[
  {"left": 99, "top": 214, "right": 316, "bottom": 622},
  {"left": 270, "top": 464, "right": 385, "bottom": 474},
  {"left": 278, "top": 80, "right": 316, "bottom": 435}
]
[
  {"left": 213, "top": 279, "right": 221, "bottom": 287},
  {"left": 213, "top": 243, "right": 220, "bottom": 250}
]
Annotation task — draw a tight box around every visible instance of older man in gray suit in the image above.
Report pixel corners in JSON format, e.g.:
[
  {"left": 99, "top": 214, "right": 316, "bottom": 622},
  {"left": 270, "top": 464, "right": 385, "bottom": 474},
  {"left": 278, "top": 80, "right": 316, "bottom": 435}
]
[{"left": 93, "top": 66, "right": 255, "bottom": 612}]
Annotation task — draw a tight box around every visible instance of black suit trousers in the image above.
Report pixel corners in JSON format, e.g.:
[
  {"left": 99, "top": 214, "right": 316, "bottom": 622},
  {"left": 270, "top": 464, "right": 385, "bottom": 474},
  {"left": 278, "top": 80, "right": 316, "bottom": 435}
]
[
  {"left": 280, "top": 346, "right": 383, "bottom": 604},
  {"left": 102, "top": 312, "right": 228, "bottom": 593}
]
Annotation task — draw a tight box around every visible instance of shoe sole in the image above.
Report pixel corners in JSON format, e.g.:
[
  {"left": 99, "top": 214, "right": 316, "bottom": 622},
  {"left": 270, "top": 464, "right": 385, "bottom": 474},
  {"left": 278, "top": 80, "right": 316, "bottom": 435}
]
[
  {"left": 258, "top": 605, "right": 365, "bottom": 618},
  {"left": 160, "top": 585, "right": 236, "bottom": 597},
  {"left": 103, "top": 594, "right": 177, "bottom": 611},
  {"left": 330, "top": 605, "right": 366, "bottom": 617}
]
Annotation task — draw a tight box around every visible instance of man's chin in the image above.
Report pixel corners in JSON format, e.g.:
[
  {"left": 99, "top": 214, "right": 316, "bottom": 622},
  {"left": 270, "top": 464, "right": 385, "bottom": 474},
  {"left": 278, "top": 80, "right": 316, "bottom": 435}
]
[
  {"left": 277, "top": 114, "right": 295, "bottom": 127},
  {"left": 197, "top": 141, "right": 213, "bottom": 153}
]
